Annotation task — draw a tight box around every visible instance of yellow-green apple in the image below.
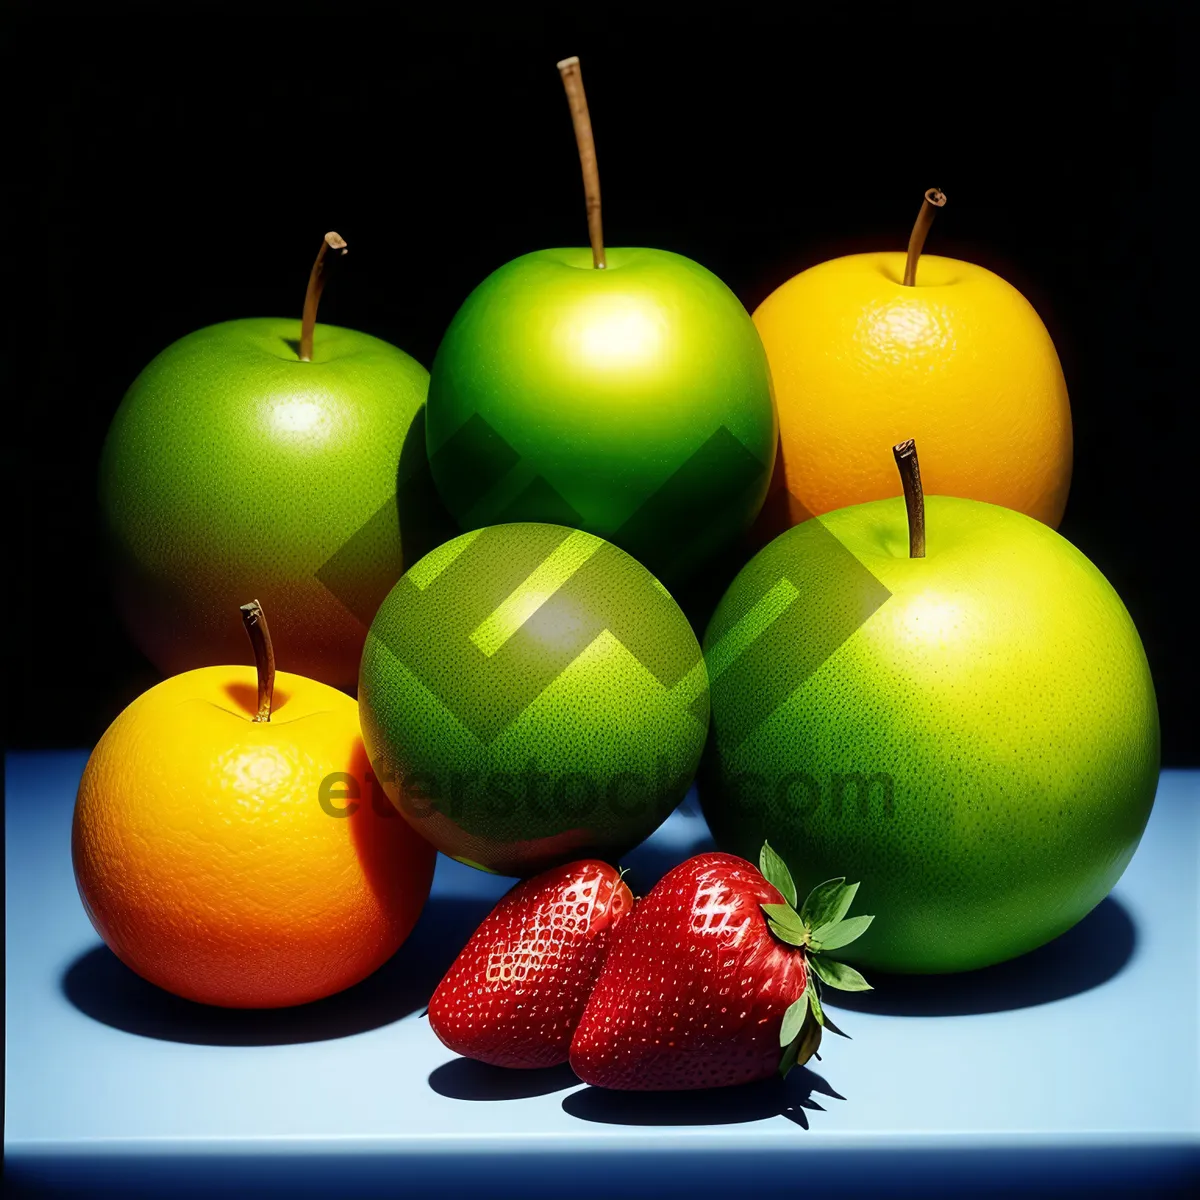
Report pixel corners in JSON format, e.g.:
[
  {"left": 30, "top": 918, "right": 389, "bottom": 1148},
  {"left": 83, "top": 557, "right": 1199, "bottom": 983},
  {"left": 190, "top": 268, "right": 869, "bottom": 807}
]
[{"left": 700, "top": 440, "right": 1158, "bottom": 973}]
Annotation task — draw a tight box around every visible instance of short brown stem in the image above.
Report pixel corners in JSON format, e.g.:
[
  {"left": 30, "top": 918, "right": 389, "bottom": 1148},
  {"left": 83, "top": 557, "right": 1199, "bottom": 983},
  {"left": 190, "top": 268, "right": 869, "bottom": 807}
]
[
  {"left": 299, "top": 232, "right": 348, "bottom": 361},
  {"left": 902, "top": 188, "right": 946, "bottom": 287},
  {"left": 239, "top": 600, "right": 276, "bottom": 721},
  {"left": 892, "top": 440, "right": 926, "bottom": 558},
  {"left": 557, "top": 56, "right": 606, "bottom": 269}
]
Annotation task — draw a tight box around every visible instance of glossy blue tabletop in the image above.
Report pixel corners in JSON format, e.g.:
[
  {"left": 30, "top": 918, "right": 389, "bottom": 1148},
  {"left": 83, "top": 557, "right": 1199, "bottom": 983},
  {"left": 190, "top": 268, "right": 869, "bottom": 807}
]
[{"left": 5, "top": 752, "right": 1199, "bottom": 1198}]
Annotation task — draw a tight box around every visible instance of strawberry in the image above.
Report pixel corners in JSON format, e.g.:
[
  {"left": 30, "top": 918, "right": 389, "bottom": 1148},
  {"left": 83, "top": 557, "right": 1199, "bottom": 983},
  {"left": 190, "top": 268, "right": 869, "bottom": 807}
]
[
  {"left": 569, "top": 843, "right": 873, "bottom": 1090},
  {"left": 429, "top": 859, "right": 633, "bottom": 1069}
]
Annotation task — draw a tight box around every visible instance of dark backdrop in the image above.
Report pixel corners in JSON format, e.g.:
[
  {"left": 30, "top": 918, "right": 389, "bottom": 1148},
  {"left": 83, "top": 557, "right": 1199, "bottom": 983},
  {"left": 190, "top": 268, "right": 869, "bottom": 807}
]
[{"left": 4, "top": 11, "right": 1191, "bottom": 762}]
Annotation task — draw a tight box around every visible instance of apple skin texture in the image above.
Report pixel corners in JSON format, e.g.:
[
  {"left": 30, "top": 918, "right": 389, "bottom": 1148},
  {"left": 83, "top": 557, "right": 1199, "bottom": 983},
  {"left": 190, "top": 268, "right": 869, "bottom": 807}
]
[
  {"left": 101, "top": 318, "right": 447, "bottom": 690},
  {"left": 425, "top": 248, "right": 778, "bottom": 587},
  {"left": 700, "top": 495, "right": 1159, "bottom": 973}
]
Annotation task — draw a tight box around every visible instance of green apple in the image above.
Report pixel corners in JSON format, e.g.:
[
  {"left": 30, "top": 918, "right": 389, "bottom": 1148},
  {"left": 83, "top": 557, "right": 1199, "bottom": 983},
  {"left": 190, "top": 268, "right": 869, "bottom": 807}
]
[
  {"left": 699, "top": 443, "right": 1159, "bottom": 973},
  {"left": 100, "top": 235, "right": 453, "bottom": 690},
  {"left": 425, "top": 59, "right": 776, "bottom": 588},
  {"left": 358, "top": 522, "right": 710, "bottom": 876}
]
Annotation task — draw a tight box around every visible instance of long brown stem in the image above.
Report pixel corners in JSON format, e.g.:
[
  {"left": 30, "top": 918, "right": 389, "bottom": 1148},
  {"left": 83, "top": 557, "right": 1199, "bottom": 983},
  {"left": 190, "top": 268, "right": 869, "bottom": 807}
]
[
  {"left": 557, "top": 56, "right": 606, "bottom": 269},
  {"left": 902, "top": 189, "right": 946, "bottom": 286},
  {"left": 239, "top": 600, "right": 276, "bottom": 721},
  {"left": 892, "top": 440, "right": 926, "bottom": 558},
  {"left": 299, "top": 232, "right": 348, "bottom": 361}
]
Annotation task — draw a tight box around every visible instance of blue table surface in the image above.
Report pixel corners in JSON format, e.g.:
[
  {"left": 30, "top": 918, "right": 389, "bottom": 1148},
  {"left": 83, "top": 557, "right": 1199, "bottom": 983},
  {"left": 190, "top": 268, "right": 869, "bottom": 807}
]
[{"left": 5, "top": 752, "right": 1199, "bottom": 1198}]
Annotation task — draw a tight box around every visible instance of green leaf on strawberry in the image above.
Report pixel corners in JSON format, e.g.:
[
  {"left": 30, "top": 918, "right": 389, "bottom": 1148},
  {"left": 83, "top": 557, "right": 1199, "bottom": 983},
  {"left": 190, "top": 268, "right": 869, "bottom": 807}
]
[
  {"left": 806, "top": 974, "right": 826, "bottom": 1027},
  {"left": 760, "top": 901, "right": 800, "bottom": 925},
  {"left": 795, "top": 1010, "right": 823, "bottom": 1065},
  {"left": 756, "top": 843, "right": 875, "bottom": 1075},
  {"left": 759, "top": 842, "right": 798, "bottom": 907},
  {"left": 762, "top": 903, "right": 809, "bottom": 947},
  {"left": 800, "top": 877, "right": 860, "bottom": 930},
  {"left": 810, "top": 955, "right": 873, "bottom": 992},
  {"left": 779, "top": 1005, "right": 823, "bottom": 1078},
  {"left": 779, "top": 990, "right": 810, "bottom": 1048},
  {"left": 766, "top": 918, "right": 808, "bottom": 948},
  {"left": 777, "top": 1031, "right": 803, "bottom": 1078},
  {"left": 810, "top": 913, "right": 875, "bottom": 952}
]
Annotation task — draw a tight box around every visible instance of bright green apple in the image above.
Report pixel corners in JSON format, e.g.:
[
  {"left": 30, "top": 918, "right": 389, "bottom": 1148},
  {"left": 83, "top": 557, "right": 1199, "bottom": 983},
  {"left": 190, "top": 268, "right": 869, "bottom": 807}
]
[
  {"left": 425, "top": 246, "right": 778, "bottom": 588},
  {"left": 699, "top": 481, "right": 1160, "bottom": 973},
  {"left": 101, "top": 306, "right": 453, "bottom": 690}
]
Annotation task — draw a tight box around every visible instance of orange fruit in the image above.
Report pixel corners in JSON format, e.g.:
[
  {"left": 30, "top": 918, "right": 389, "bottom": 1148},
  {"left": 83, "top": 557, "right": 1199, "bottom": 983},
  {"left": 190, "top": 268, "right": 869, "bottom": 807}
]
[
  {"left": 72, "top": 661, "right": 436, "bottom": 1008},
  {"left": 752, "top": 250, "right": 1072, "bottom": 528}
]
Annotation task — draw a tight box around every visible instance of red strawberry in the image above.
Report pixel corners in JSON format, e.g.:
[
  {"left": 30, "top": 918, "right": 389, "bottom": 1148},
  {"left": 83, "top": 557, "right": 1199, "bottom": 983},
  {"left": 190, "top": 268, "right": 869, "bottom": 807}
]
[
  {"left": 569, "top": 843, "right": 873, "bottom": 1090},
  {"left": 429, "top": 859, "right": 633, "bottom": 1069}
]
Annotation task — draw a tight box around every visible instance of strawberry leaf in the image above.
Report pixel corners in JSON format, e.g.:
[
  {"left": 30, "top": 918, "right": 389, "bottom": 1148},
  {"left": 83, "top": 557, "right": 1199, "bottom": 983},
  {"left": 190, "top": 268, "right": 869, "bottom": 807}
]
[
  {"left": 761, "top": 902, "right": 800, "bottom": 924},
  {"left": 806, "top": 976, "right": 826, "bottom": 1027},
  {"left": 800, "top": 878, "right": 859, "bottom": 930},
  {"left": 761, "top": 903, "right": 808, "bottom": 941},
  {"left": 778, "top": 1035, "right": 802, "bottom": 1078},
  {"left": 811, "top": 956, "right": 873, "bottom": 992},
  {"left": 778, "top": 1002, "right": 823, "bottom": 1076},
  {"left": 810, "top": 913, "right": 874, "bottom": 952},
  {"left": 759, "top": 842, "right": 797, "bottom": 907},
  {"left": 767, "top": 917, "right": 809, "bottom": 948},
  {"left": 779, "top": 991, "right": 810, "bottom": 1047},
  {"left": 794, "top": 1008, "right": 823, "bottom": 1069}
]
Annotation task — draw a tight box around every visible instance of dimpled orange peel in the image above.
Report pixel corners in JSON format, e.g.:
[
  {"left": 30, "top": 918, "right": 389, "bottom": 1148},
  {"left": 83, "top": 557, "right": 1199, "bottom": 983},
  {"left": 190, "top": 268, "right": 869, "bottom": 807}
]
[
  {"left": 71, "top": 600, "right": 436, "bottom": 1008},
  {"left": 753, "top": 189, "right": 1072, "bottom": 530}
]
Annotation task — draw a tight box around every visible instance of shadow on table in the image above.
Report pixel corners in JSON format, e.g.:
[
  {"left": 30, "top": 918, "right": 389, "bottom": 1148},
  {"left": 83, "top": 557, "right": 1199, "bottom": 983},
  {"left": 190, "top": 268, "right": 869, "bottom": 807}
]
[
  {"left": 60, "top": 895, "right": 495, "bottom": 1046},
  {"left": 562, "top": 1066, "right": 844, "bottom": 1130},
  {"left": 829, "top": 895, "right": 1137, "bottom": 1018},
  {"left": 428, "top": 1058, "right": 580, "bottom": 1101}
]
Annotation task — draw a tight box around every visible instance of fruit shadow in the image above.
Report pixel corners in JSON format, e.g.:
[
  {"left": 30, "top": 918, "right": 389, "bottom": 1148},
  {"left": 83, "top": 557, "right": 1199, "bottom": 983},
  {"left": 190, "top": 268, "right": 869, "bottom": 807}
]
[
  {"left": 397, "top": 403, "right": 460, "bottom": 566},
  {"left": 562, "top": 1065, "right": 844, "bottom": 1130},
  {"left": 428, "top": 1058, "right": 580, "bottom": 1101},
  {"left": 676, "top": 442, "right": 808, "bottom": 638},
  {"left": 827, "top": 895, "right": 1137, "bottom": 1018},
  {"left": 60, "top": 892, "right": 496, "bottom": 1047}
]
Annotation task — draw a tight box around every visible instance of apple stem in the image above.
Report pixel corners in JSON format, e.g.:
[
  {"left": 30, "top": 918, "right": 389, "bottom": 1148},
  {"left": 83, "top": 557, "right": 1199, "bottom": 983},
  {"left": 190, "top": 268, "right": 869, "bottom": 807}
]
[
  {"left": 902, "top": 189, "right": 947, "bottom": 286},
  {"left": 892, "top": 440, "right": 926, "bottom": 558},
  {"left": 239, "top": 600, "right": 276, "bottom": 721},
  {"left": 557, "top": 56, "right": 606, "bottom": 269},
  {"left": 299, "top": 232, "right": 348, "bottom": 361}
]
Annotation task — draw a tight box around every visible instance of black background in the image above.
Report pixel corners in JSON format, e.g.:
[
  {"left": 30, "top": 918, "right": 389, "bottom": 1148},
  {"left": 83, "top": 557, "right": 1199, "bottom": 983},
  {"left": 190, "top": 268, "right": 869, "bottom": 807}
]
[{"left": 4, "top": 10, "right": 1191, "bottom": 762}]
